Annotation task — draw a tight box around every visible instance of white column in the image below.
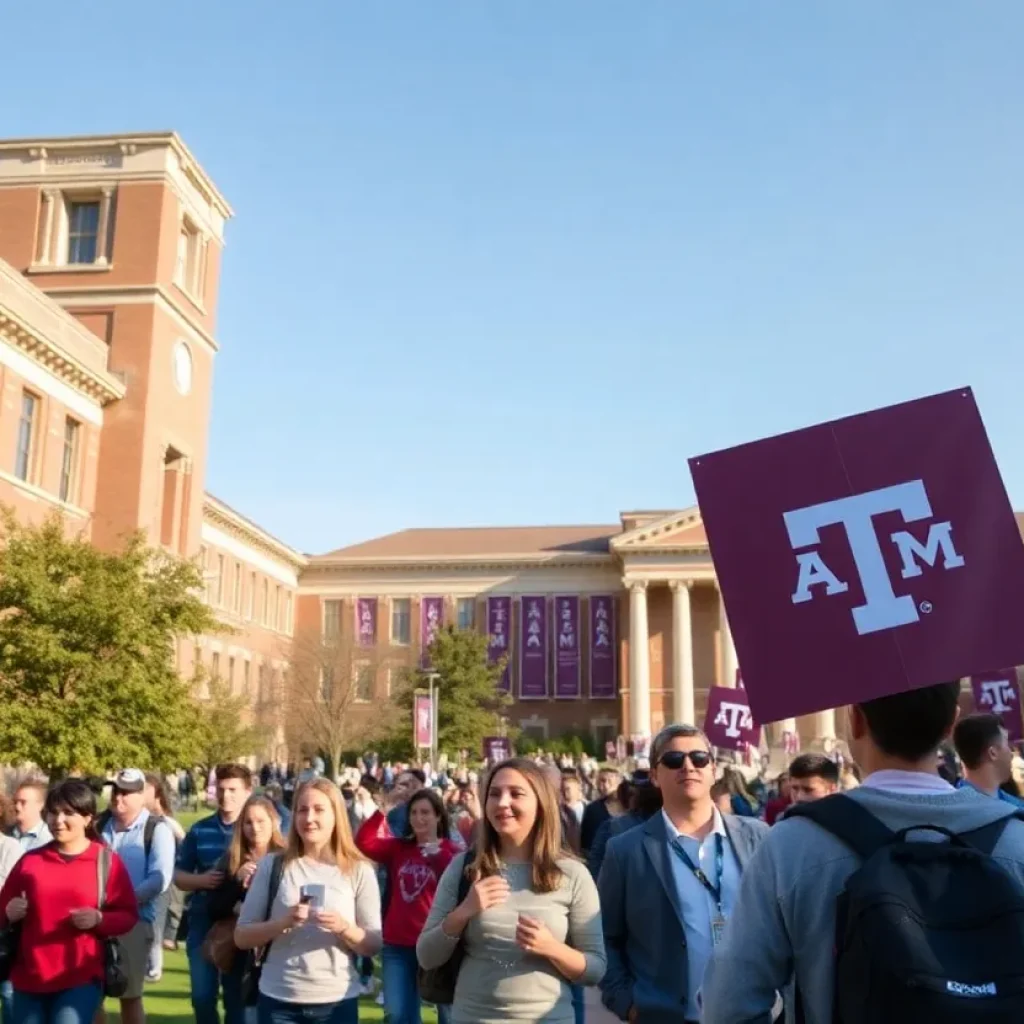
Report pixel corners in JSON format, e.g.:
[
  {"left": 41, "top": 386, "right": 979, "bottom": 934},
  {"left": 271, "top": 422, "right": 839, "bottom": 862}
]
[
  {"left": 628, "top": 582, "right": 651, "bottom": 738},
  {"left": 719, "top": 590, "right": 738, "bottom": 687},
  {"left": 39, "top": 190, "right": 56, "bottom": 265},
  {"left": 95, "top": 187, "right": 114, "bottom": 265},
  {"left": 815, "top": 708, "right": 836, "bottom": 742},
  {"left": 670, "top": 580, "right": 695, "bottom": 724}
]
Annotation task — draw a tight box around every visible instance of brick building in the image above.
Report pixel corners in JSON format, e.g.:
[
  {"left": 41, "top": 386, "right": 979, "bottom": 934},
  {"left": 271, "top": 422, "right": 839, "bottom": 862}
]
[{"left": 0, "top": 131, "right": 1013, "bottom": 762}]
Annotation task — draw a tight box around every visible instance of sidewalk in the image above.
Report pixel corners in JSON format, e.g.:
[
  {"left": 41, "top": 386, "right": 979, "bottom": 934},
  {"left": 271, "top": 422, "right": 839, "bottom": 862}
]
[{"left": 584, "top": 984, "right": 621, "bottom": 1024}]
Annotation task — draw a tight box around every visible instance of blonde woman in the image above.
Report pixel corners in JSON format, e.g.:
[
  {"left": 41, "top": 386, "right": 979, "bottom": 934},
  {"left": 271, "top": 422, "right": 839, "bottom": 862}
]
[
  {"left": 235, "top": 779, "right": 381, "bottom": 1023},
  {"left": 417, "top": 757, "right": 605, "bottom": 1023}
]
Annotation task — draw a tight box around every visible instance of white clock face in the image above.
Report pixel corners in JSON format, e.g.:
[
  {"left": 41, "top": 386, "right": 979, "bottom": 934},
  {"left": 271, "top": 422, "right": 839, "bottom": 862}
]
[{"left": 173, "top": 341, "right": 193, "bottom": 396}]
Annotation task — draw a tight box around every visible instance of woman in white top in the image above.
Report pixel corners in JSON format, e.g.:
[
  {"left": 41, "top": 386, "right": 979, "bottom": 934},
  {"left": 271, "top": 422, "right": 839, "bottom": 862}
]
[{"left": 235, "top": 779, "right": 382, "bottom": 1024}]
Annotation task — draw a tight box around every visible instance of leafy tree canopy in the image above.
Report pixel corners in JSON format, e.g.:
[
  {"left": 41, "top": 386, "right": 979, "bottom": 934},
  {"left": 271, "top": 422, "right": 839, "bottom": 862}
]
[{"left": 0, "top": 511, "right": 220, "bottom": 778}]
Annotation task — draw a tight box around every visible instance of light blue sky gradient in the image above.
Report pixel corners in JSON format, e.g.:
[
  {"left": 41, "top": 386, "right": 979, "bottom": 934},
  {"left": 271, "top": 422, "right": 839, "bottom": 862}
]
[{"left": 5, "top": 3, "right": 1022, "bottom": 553}]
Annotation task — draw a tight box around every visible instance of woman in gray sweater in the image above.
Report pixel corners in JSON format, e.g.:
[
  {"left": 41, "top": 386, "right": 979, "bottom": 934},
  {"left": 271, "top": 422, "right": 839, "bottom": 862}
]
[{"left": 417, "top": 758, "right": 606, "bottom": 1023}]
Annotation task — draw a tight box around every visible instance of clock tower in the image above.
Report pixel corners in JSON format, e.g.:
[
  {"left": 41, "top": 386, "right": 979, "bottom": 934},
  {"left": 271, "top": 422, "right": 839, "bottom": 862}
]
[{"left": 0, "top": 132, "right": 231, "bottom": 556}]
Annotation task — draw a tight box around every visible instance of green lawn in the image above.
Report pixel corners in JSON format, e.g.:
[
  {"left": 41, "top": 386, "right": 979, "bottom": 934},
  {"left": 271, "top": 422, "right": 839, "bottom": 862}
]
[
  {"left": 103, "top": 948, "right": 439, "bottom": 1023},
  {"left": 103, "top": 806, "right": 437, "bottom": 1023}
]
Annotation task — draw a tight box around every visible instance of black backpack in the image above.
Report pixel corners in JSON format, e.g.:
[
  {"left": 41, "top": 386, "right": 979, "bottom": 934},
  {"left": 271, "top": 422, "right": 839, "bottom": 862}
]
[{"left": 787, "top": 794, "right": 1024, "bottom": 1023}]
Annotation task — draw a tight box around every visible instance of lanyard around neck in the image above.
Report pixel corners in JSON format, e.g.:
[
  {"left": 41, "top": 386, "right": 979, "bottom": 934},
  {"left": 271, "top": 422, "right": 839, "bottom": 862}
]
[{"left": 669, "top": 831, "right": 724, "bottom": 906}]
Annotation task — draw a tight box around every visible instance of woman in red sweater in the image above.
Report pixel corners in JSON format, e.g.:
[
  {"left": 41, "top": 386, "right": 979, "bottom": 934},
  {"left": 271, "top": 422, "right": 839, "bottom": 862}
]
[
  {"left": 356, "top": 788, "right": 459, "bottom": 1024},
  {"left": 0, "top": 779, "right": 138, "bottom": 1024}
]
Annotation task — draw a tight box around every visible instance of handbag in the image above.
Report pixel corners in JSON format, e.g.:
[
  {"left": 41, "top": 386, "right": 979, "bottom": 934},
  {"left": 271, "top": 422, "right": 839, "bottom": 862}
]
[
  {"left": 0, "top": 924, "right": 20, "bottom": 982},
  {"left": 241, "top": 854, "right": 284, "bottom": 1006},
  {"left": 97, "top": 847, "right": 129, "bottom": 998},
  {"left": 202, "top": 916, "right": 239, "bottom": 973},
  {"left": 417, "top": 848, "right": 474, "bottom": 1005}
]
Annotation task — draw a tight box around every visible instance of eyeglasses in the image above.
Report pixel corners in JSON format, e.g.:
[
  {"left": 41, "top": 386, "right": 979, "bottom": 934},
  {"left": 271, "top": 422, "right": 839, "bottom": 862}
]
[{"left": 657, "top": 750, "right": 713, "bottom": 771}]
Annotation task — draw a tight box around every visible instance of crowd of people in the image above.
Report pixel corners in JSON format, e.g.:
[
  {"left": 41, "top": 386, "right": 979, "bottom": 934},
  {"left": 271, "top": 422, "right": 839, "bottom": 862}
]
[{"left": 0, "top": 693, "right": 1023, "bottom": 1022}]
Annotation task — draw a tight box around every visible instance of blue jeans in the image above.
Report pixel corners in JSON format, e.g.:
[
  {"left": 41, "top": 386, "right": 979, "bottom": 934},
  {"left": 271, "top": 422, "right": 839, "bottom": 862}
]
[
  {"left": 571, "top": 982, "right": 585, "bottom": 1024},
  {"left": 188, "top": 934, "right": 245, "bottom": 1024},
  {"left": 381, "top": 943, "right": 451, "bottom": 1024},
  {"left": 256, "top": 995, "right": 358, "bottom": 1024},
  {"left": 10, "top": 983, "right": 103, "bottom": 1024}
]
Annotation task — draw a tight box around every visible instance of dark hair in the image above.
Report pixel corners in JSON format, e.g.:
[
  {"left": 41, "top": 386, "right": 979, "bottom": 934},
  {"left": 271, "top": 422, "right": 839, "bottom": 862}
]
[
  {"left": 615, "top": 780, "right": 632, "bottom": 806},
  {"left": 215, "top": 764, "right": 253, "bottom": 787},
  {"left": 710, "top": 781, "right": 730, "bottom": 802},
  {"left": 360, "top": 775, "right": 381, "bottom": 796},
  {"left": 402, "top": 788, "right": 450, "bottom": 842},
  {"left": 650, "top": 724, "right": 711, "bottom": 767},
  {"left": 857, "top": 682, "right": 961, "bottom": 762},
  {"left": 45, "top": 779, "right": 98, "bottom": 839},
  {"left": 953, "top": 713, "right": 1006, "bottom": 771},
  {"left": 401, "top": 769, "right": 427, "bottom": 786},
  {"left": 788, "top": 753, "right": 841, "bottom": 785},
  {"left": 632, "top": 779, "right": 664, "bottom": 818}
]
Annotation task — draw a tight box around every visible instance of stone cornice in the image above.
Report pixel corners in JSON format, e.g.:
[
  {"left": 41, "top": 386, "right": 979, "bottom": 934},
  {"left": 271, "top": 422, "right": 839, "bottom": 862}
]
[
  {"left": 611, "top": 507, "right": 703, "bottom": 550},
  {"left": 0, "top": 311, "right": 125, "bottom": 406},
  {"left": 202, "top": 495, "right": 306, "bottom": 570}
]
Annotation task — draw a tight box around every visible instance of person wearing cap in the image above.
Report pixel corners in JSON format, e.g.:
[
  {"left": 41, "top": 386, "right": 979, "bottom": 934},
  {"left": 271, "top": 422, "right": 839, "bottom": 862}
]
[{"left": 97, "top": 768, "right": 175, "bottom": 1024}]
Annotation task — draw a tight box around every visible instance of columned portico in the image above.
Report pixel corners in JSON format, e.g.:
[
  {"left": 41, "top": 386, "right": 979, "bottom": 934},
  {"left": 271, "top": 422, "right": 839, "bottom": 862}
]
[
  {"left": 720, "top": 591, "right": 738, "bottom": 687},
  {"left": 670, "top": 580, "right": 695, "bottom": 725},
  {"left": 628, "top": 581, "right": 651, "bottom": 737}
]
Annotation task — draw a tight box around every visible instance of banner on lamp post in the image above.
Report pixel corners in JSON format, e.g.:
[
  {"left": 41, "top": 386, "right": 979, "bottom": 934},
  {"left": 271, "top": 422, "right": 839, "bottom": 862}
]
[{"left": 413, "top": 692, "right": 434, "bottom": 749}]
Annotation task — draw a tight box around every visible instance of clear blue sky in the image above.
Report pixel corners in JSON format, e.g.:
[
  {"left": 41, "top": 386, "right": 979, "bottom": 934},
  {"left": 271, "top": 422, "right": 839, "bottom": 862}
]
[{"left": 5, "top": 3, "right": 1023, "bottom": 554}]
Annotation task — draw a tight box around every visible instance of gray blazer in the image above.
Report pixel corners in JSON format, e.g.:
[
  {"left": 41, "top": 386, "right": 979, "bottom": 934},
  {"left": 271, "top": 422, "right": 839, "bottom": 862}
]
[{"left": 598, "top": 811, "right": 768, "bottom": 1023}]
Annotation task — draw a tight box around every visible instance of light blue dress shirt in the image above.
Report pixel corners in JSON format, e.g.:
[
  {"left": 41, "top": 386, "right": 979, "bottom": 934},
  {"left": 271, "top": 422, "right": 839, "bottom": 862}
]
[
  {"left": 662, "top": 808, "right": 742, "bottom": 1021},
  {"left": 12, "top": 821, "right": 51, "bottom": 853},
  {"left": 101, "top": 807, "right": 176, "bottom": 923}
]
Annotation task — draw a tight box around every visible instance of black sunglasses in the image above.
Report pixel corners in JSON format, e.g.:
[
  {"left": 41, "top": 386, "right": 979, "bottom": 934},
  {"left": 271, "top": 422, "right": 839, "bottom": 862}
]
[{"left": 658, "top": 750, "right": 713, "bottom": 770}]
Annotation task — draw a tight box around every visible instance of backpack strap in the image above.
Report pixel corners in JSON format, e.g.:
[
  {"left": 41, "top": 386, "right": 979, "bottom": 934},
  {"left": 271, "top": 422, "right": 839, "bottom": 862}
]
[
  {"left": 97, "top": 845, "right": 112, "bottom": 908},
  {"left": 266, "top": 853, "right": 285, "bottom": 917},
  {"left": 783, "top": 794, "right": 895, "bottom": 859},
  {"left": 457, "top": 848, "right": 475, "bottom": 904},
  {"left": 958, "top": 809, "right": 1024, "bottom": 856}
]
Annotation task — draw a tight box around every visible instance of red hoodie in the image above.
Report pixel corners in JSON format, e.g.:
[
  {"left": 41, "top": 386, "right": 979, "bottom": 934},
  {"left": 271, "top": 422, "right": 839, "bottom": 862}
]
[
  {"left": 0, "top": 841, "right": 138, "bottom": 993},
  {"left": 356, "top": 810, "right": 459, "bottom": 947}
]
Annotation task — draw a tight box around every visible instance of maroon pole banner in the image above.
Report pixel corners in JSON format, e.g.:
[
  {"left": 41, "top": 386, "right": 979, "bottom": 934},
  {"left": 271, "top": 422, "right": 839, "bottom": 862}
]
[
  {"left": 519, "top": 595, "right": 549, "bottom": 699},
  {"left": 554, "top": 596, "right": 581, "bottom": 699},
  {"left": 589, "top": 595, "right": 617, "bottom": 699},
  {"left": 413, "top": 692, "right": 433, "bottom": 748},
  {"left": 704, "top": 686, "right": 761, "bottom": 752},
  {"left": 487, "top": 596, "right": 512, "bottom": 693},
  {"left": 689, "top": 387, "right": 1024, "bottom": 724},
  {"left": 971, "top": 670, "right": 1023, "bottom": 743},
  {"left": 482, "top": 736, "right": 511, "bottom": 763},
  {"left": 420, "top": 596, "right": 444, "bottom": 668},
  {"left": 355, "top": 597, "right": 377, "bottom": 647}
]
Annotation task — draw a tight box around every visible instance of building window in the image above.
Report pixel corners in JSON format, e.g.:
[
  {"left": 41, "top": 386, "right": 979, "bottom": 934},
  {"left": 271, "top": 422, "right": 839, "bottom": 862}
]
[
  {"left": 353, "top": 663, "right": 374, "bottom": 703},
  {"left": 273, "top": 585, "right": 281, "bottom": 631},
  {"left": 457, "top": 597, "right": 475, "bottom": 630},
  {"left": 211, "top": 652, "right": 220, "bottom": 680},
  {"left": 176, "top": 218, "right": 206, "bottom": 298},
  {"left": 193, "top": 644, "right": 202, "bottom": 678},
  {"left": 261, "top": 579, "right": 269, "bottom": 626},
  {"left": 233, "top": 564, "right": 242, "bottom": 612},
  {"left": 14, "top": 392, "right": 38, "bottom": 482},
  {"left": 215, "top": 554, "right": 225, "bottom": 605},
  {"left": 242, "top": 659, "right": 251, "bottom": 695},
  {"left": 227, "top": 656, "right": 235, "bottom": 693},
  {"left": 59, "top": 418, "right": 81, "bottom": 503},
  {"left": 67, "top": 200, "right": 100, "bottom": 264},
  {"left": 323, "top": 600, "right": 342, "bottom": 643},
  {"left": 284, "top": 592, "right": 293, "bottom": 634},
  {"left": 247, "top": 571, "right": 256, "bottom": 620},
  {"left": 391, "top": 598, "right": 411, "bottom": 645}
]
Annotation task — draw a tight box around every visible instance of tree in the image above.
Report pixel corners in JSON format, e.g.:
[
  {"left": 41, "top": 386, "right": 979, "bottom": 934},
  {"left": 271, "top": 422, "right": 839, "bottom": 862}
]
[
  {"left": 285, "top": 627, "right": 396, "bottom": 777},
  {"left": 392, "top": 625, "right": 513, "bottom": 758},
  {"left": 0, "top": 511, "right": 220, "bottom": 778},
  {"left": 193, "top": 673, "right": 271, "bottom": 775}
]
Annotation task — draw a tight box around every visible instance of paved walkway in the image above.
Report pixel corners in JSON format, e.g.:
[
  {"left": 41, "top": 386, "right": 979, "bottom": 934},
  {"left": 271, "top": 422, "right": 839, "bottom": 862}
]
[{"left": 584, "top": 984, "right": 620, "bottom": 1024}]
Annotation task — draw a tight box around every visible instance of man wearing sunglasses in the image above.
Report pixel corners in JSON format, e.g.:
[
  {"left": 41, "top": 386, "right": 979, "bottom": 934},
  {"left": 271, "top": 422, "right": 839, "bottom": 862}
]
[{"left": 598, "top": 724, "right": 768, "bottom": 1023}]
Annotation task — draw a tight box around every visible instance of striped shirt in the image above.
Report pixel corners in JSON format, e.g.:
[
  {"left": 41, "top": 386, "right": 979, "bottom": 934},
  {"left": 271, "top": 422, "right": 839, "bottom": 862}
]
[{"left": 175, "top": 813, "right": 236, "bottom": 940}]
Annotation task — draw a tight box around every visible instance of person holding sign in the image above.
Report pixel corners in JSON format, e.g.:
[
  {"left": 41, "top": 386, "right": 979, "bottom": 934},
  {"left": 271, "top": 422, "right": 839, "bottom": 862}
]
[{"left": 597, "top": 725, "right": 767, "bottom": 1023}]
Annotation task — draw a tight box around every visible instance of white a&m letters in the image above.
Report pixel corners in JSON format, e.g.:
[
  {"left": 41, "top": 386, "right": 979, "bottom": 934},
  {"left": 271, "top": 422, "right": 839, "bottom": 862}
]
[
  {"left": 714, "top": 700, "right": 753, "bottom": 739},
  {"left": 785, "top": 480, "right": 965, "bottom": 635}
]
